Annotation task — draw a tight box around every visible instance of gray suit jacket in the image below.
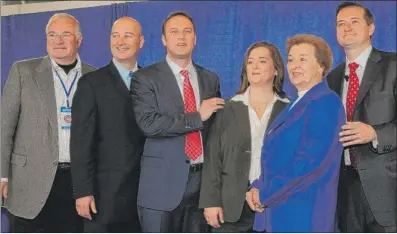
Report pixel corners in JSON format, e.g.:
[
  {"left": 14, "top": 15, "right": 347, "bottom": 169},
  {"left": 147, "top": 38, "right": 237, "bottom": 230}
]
[
  {"left": 327, "top": 48, "right": 396, "bottom": 227},
  {"left": 1, "top": 56, "right": 95, "bottom": 219},
  {"left": 199, "top": 96, "right": 288, "bottom": 222},
  {"left": 131, "top": 60, "right": 220, "bottom": 211}
]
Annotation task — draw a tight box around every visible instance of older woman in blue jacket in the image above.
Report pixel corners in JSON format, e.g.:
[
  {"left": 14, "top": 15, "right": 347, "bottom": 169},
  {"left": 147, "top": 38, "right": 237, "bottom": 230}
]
[{"left": 246, "top": 34, "right": 345, "bottom": 232}]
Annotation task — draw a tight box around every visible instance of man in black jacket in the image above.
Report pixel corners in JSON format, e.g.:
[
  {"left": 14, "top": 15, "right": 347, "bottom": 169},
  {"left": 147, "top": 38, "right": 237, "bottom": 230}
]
[{"left": 70, "top": 17, "right": 145, "bottom": 232}]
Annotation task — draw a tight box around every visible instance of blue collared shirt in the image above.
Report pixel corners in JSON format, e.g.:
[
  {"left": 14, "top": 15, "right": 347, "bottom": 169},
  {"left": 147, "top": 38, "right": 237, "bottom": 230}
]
[{"left": 112, "top": 58, "right": 138, "bottom": 90}]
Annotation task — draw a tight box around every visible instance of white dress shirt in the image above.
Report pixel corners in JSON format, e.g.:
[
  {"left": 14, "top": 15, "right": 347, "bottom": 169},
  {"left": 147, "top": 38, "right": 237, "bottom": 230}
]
[
  {"left": 232, "top": 87, "right": 289, "bottom": 183},
  {"left": 50, "top": 55, "right": 83, "bottom": 163},
  {"left": 342, "top": 45, "right": 378, "bottom": 165},
  {"left": 166, "top": 56, "right": 204, "bottom": 164}
]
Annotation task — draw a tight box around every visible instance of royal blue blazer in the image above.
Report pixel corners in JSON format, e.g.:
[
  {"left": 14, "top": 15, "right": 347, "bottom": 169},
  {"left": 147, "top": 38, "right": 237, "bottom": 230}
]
[{"left": 251, "top": 80, "right": 346, "bottom": 232}]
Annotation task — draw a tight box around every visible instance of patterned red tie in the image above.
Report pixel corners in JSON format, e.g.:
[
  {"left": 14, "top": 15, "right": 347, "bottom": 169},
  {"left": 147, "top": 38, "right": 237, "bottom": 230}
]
[
  {"left": 346, "top": 62, "right": 360, "bottom": 167},
  {"left": 181, "top": 70, "right": 202, "bottom": 161}
]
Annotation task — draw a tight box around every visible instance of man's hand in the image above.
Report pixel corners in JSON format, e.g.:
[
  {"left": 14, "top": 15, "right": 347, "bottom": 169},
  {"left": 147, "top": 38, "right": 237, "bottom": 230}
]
[
  {"left": 246, "top": 188, "right": 264, "bottom": 212},
  {"left": 339, "top": 121, "right": 376, "bottom": 147},
  {"left": 76, "top": 195, "right": 97, "bottom": 220},
  {"left": 199, "top": 98, "right": 225, "bottom": 121},
  {"left": 204, "top": 207, "right": 224, "bottom": 228},
  {"left": 1, "top": 182, "right": 8, "bottom": 199}
]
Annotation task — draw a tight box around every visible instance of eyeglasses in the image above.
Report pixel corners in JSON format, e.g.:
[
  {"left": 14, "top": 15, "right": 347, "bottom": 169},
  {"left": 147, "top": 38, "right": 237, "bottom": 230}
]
[{"left": 46, "top": 32, "right": 76, "bottom": 41}]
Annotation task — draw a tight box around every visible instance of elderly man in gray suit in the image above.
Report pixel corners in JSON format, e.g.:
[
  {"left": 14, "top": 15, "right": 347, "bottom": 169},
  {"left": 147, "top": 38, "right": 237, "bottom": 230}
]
[{"left": 1, "top": 13, "right": 95, "bottom": 232}]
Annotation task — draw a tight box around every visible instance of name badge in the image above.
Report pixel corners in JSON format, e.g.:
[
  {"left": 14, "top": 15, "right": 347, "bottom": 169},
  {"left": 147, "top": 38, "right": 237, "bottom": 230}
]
[{"left": 60, "top": 106, "right": 72, "bottom": 130}]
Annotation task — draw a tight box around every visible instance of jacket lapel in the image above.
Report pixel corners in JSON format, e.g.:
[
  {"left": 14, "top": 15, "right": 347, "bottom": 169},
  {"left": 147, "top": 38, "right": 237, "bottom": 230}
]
[
  {"left": 194, "top": 63, "right": 205, "bottom": 104},
  {"left": 81, "top": 63, "right": 94, "bottom": 76},
  {"left": 354, "top": 49, "right": 382, "bottom": 113},
  {"left": 267, "top": 81, "right": 327, "bottom": 136},
  {"left": 157, "top": 60, "right": 185, "bottom": 112},
  {"left": 107, "top": 61, "right": 132, "bottom": 100},
  {"left": 266, "top": 100, "right": 288, "bottom": 132},
  {"left": 230, "top": 101, "right": 251, "bottom": 146},
  {"left": 328, "top": 64, "right": 345, "bottom": 97},
  {"left": 33, "top": 56, "right": 58, "bottom": 135}
]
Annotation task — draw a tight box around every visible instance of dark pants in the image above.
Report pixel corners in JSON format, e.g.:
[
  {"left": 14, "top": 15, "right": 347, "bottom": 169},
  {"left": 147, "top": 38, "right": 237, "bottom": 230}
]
[
  {"left": 138, "top": 171, "right": 209, "bottom": 232},
  {"left": 9, "top": 167, "right": 83, "bottom": 233},
  {"left": 339, "top": 167, "right": 396, "bottom": 233},
  {"left": 84, "top": 219, "right": 141, "bottom": 233},
  {"left": 212, "top": 202, "right": 254, "bottom": 233}
]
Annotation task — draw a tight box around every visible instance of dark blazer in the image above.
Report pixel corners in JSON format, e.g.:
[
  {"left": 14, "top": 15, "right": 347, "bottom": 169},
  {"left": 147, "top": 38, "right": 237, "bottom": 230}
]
[
  {"left": 70, "top": 62, "right": 145, "bottom": 227},
  {"left": 327, "top": 48, "right": 397, "bottom": 227},
  {"left": 130, "top": 60, "right": 220, "bottom": 211},
  {"left": 198, "top": 95, "right": 288, "bottom": 222},
  {"left": 252, "top": 81, "right": 345, "bottom": 232}
]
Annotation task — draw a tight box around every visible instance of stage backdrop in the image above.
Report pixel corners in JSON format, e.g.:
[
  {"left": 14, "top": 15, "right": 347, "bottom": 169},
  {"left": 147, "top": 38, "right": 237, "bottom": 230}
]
[{"left": 1, "top": 1, "right": 396, "bottom": 98}]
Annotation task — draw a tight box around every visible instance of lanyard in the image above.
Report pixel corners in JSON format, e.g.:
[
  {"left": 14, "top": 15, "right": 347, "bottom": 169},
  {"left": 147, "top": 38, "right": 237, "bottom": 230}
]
[{"left": 55, "top": 70, "right": 79, "bottom": 107}]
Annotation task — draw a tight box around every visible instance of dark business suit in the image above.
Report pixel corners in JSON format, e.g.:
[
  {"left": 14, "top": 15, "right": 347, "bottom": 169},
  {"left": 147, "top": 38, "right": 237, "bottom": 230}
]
[
  {"left": 130, "top": 59, "right": 220, "bottom": 232},
  {"left": 199, "top": 96, "right": 288, "bottom": 232},
  {"left": 70, "top": 61, "right": 144, "bottom": 232},
  {"left": 327, "top": 48, "right": 396, "bottom": 232}
]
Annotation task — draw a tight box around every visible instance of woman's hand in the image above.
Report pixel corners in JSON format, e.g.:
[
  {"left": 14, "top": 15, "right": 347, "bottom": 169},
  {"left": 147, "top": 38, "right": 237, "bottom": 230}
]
[{"left": 246, "top": 188, "right": 265, "bottom": 212}]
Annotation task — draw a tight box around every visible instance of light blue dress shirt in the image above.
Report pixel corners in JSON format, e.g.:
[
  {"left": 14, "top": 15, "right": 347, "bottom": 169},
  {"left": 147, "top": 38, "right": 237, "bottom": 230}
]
[{"left": 112, "top": 58, "right": 138, "bottom": 90}]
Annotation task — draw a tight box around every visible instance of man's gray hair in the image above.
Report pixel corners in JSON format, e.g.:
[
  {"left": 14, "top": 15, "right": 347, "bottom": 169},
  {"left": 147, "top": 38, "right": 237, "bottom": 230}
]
[{"left": 45, "top": 13, "right": 82, "bottom": 36}]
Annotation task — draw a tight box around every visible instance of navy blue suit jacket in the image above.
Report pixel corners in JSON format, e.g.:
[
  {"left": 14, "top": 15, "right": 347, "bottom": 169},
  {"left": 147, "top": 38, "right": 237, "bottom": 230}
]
[
  {"left": 251, "top": 80, "right": 345, "bottom": 232},
  {"left": 130, "top": 60, "right": 220, "bottom": 211}
]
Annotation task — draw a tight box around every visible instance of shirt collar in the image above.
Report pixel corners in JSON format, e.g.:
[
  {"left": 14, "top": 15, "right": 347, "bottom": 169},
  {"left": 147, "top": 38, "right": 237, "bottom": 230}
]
[
  {"left": 49, "top": 54, "right": 82, "bottom": 73},
  {"left": 112, "top": 58, "right": 138, "bottom": 78},
  {"left": 297, "top": 89, "right": 309, "bottom": 98},
  {"left": 345, "top": 45, "right": 372, "bottom": 74},
  {"left": 166, "top": 56, "right": 195, "bottom": 76},
  {"left": 231, "top": 86, "right": 290, "bottom": 106}
]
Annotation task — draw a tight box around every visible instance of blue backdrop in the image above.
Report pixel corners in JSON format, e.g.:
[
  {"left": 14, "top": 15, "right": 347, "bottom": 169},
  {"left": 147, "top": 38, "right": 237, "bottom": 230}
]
[
  {"left": 0, "top": 1, "right": 396, "bottom": 232},
  {"left": 1, "top": 1, "right": 396, "bottom": 98}
]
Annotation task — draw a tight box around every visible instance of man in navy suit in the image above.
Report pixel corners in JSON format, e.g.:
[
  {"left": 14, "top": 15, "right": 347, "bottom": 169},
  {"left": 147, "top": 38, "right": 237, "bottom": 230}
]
[{"left": 130, "top": 11, "right": 223, "bottom": 232}]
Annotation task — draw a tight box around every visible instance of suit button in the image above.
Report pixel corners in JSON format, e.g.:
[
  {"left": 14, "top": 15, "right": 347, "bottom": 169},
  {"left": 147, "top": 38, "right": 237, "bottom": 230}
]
[{"left": 185, "top": 160, "right": 190, "bottom": 164}]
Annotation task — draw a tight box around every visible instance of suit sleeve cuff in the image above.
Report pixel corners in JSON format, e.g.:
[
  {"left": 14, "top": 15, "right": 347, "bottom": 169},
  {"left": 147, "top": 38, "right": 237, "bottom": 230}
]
[
  {"left": 371, "top": 132, "right": 378, "bottom": 149},
  {"left": 185, "top": 112, "right": 204, "bottom": 130}
]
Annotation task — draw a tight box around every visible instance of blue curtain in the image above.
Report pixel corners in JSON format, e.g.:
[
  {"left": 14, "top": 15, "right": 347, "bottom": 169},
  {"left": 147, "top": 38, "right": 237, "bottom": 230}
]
[
  {"left": 1, "top": 1, "right": 396, "bottom": 98},
  {"left": 1, "top": 1, "right": 396, "bottom": 232}
]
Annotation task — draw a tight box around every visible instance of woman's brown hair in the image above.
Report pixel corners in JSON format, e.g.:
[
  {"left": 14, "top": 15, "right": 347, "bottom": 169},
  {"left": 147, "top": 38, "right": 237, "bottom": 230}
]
[{"left": 237, "top": 41, "right": 285, "bottom": 98}]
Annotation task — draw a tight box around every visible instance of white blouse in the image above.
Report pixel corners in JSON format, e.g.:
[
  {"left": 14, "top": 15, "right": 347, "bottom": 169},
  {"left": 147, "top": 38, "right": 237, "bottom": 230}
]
[{"left": 231, "top": 87, "right": 289, "bottom": 183}]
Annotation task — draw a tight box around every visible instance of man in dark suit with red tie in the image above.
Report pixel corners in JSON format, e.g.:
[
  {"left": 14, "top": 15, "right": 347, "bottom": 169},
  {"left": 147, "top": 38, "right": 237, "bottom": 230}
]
[
  {"left": 327, "top": 2, "right": 396, "bottom": 233},
  {"left": 130, "top": 12, "right": 224, "bottom": 232}
]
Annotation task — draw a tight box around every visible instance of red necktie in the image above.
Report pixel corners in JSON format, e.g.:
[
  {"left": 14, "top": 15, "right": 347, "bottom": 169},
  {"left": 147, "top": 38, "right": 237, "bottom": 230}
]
[
  {"left": 181, "top": 70, "right": 202, "bottom": 161},
  {"left": 346, "top": 62, "right": 360, "bottom": 167}
]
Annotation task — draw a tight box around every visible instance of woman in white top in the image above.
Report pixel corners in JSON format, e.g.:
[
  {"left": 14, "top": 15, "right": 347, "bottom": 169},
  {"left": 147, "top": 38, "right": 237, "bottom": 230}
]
[{"left": 198, "top": 41, "right": 289, "bottom": 232}]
